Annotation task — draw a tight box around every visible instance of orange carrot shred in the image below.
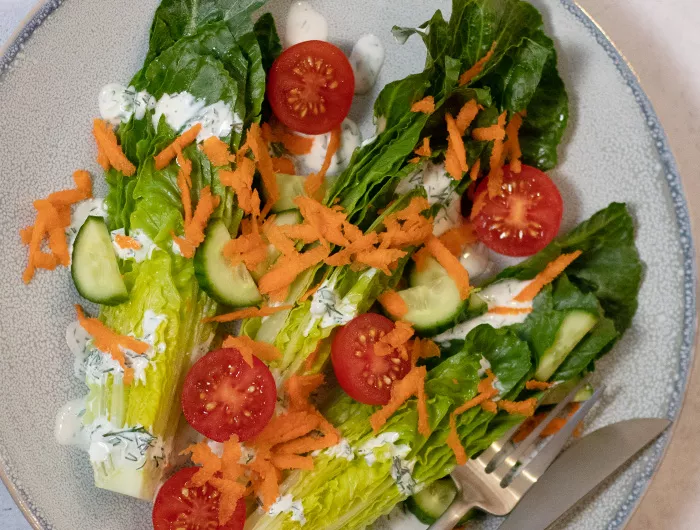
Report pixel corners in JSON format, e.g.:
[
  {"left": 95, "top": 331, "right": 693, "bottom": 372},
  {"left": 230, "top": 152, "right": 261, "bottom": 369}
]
[
  {"left": 414, "top": 137, "right": 432, "bottom": 157},
  {"left": 525, "top": 380, "right": 555, "bottom": 391},
  {"left": 504, "top": 112, "right": 525, "bottom": 173},
  {"left": 455, "top": 100, "right": 480, "bottom": 135},
  {"left": 92, "top": 119, "right": 136, "bottom": 176},
  {"left": 513, "top": 251, "right": 583, "bottom": 302},
  {"left": 488, "top": 306, "right": 533, "bottom": 316},
  {"left": 498, "top": 398, "right": 538, "bottom": 417},
  {"left": 374, "top": 321, "right": 415, "bottom": 357},
  {"left": 272, "top": 156, "right": 296, "bottom": 175},
  {"left": 370, "top": 366, "right": 430, "bottom": 437},
  {"left": 305, "top": 127, "right": 340, "bottom": 200},
  {"left": 114, "top": 233, "right": 141, "bottom": 250},
  {"left": 459, "top": 41, "right": 497, "bottom": 86},
  {"left": 472, "top": 111, "right": 507, "bottom": 142},
  {"left": 204, "top": 304, "right": 293, "bottom": 323},
  {"left": 410, "top": 96, "right": 435, "bottom": 114},
  {"left": 201, "top": 136, "right": 232, "bottom": 167},
  {"left": 469, "top": 158, "right": 481, "bottom": 181},
  {"left": 377, "top": 290, "right": 409, "bottom": 319},
  {"left": 154, "top": 123, "right": 202, "bottom": 170},
  {"left": 445, "top": 113, "right": 468, "bottom": 180},
  {"left": 425, "top": 235, "right": 471, "bottom": 299},
  {"left": 221, "top": 335, "right": 282, "bottom": 367},
  {"left": 75, "top": 305, "right": 148, "bottom": 384}
]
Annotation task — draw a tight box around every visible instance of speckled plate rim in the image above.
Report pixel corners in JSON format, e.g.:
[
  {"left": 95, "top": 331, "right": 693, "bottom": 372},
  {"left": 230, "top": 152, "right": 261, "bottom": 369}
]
[{"left": 0, "top": 1, "right": 697, "bottom": 529}]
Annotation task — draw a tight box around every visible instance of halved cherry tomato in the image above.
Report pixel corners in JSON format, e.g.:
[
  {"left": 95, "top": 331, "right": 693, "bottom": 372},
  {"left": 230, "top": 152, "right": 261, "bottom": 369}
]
[
  {"left": 471, "top": 165, "right": 563, "bottom": 257},
  {"left": 331, "top": 314, "right": 412, "bottom": 405},
  {"left": 267, "top": 40, "right": 355, "bottom": 134},
  {"left": 181, "top": 348, "right": 276, "bottom": 442},
  {"left": 152, "top": 467, "right": 246, "bottom": 530}
]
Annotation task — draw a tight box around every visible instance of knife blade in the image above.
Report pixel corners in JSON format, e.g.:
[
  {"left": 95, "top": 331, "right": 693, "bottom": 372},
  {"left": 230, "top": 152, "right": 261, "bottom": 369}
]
[{"left": 498, "top": 418, "right": 671, "bottom": 530}]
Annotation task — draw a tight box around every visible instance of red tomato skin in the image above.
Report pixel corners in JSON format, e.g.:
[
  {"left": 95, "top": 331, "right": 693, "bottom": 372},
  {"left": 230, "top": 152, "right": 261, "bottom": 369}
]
[
  {"left": 331, "top": 313, "right": 412, "bottom": 405},
  {"left": 152, "top": 467, "right": 246, "bottom": 530},
  {"left": 471, "top": 164, "right": 563, "bottom": 257},
  {"left": 181, "top": 348, "right": 277, "bottom": 442},
  {"left": 267, "top": 40, "right": 355, "bottom": 135}
]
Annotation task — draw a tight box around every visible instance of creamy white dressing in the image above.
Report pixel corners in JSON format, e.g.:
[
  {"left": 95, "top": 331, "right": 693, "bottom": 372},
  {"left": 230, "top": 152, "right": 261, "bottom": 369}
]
[
  {"left": 435, "top": 279, "right": 534, "bottom": 343},
  {"left": 285, "top": 1, "right": 328, "bottom": 47},
  {"left": 459, "top": 242, "right": 493, "bottom": 280},
  {"left": 358, "top": 432, "right": 411, "bottom": 467},
  {"left": 152, "top": 92, "right": 241, "bottom": 141},
  {"left": 294, "top": 118, "right": 361, "bottom": 178},
  {"left": 66, "top": 198, "right": 108, "bottom": 256},
  {"left": 324, "top": 438, "right": 355, "bottom": 461},
  {"left": 111, "top": 228, "right": 156, "bottom": 262},
  {"left": 268, "top": 494, "right": 306, "bottom": 525},
  {"left": 350, "top": 34, "right": 385, "bottom": 94},
  {"left": 98, "top": 83, "right": 155, "bottom": 125}
]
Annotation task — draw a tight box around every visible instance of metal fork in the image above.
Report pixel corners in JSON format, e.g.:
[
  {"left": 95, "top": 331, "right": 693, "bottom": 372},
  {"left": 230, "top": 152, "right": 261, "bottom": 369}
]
[{"left": 428, "top": 378, "right": 604, "bottom": 530}]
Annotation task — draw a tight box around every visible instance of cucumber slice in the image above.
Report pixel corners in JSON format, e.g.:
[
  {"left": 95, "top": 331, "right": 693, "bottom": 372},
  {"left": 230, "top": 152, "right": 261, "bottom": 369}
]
[
  {"left": 535, "top": 310, "right": 599, "bottom": 381},
  {"left": 394, "top": 257, "right": 486, "bottom": 336},
  {"left": 406, "top": 479, "right": 473, "bottom": 524},
  {"left": 194, "top": 220, "right": 262, "bottom": 307},
  {"left": 71, "top": 216, "right": 128, "bottom": 305},
  {"left": 265, "top": 173, "right": 307, "bottom": 213},
  {"left": 251, "top": 209, "right": 303, "bottom": 281}
]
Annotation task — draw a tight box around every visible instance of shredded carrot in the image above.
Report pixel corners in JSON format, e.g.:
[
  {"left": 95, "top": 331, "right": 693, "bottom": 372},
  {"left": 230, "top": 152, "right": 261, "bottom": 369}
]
[
  {"left": 472, "top": 111, "right": 507, "bottom": 142},
  {"left": 455, "top": 100, "right": 480, "bottom": 135},
  {"left": 504, "top": 111, "right": 525, "bottom": 173},
  {"left": 445, "top": 113, "right": 468, "bottom": 180},
  {"left": 425, "top": 235, "right": 471, "bottom": 299},
  {"left": 481, "top": 400, "right": 498, "bottom": 413},
  {"left": 437, "top": 222, "right": 478, "bottom": 257},
  {"left": 468, "top": 160, "right": 480, "bottom": 182},
  {"left": 459, "top": 41, "right": 497, "bottom": 86},
  {"left": 414, "top": 137, "right": 432, "bottom": 157},
  {"left": 486, "top": 139, "right": 506, "bottom": 198},
  {"left": 92, "top": 119, "right": 136, "bottom": 176},
  {"left": 272, "top": 156, "right": 296, "bottom": 175},
  {"left": 201, "top": 136, "right": 232, "bottom": 167},
  {"left": 410, "top": 95, "right": 435, "bottom": 114},
  {"left": 525, "top": 380, "right": 555, "bottom": 391},
  {"left": 204, "top": 304, "right": 293, "bottom": 323},
  {"left": 75, "top": 305, "right": 147, "bottom": 385},
  {"left": 154, "top": 124, "right": 202, "bottom": 170},
  {"left": 498, "top": 398, "right": 538, "bottom": 417},
  {"left": 374, "top": 321, "right": 415, "bottom": 357},
  {"left": 221, "top": 335, "right": 282, "bottom": 367},
  {"left": 247, "top": 123, "right": 279, "bottom": 217},
  {"left": 258, "top": 244, "right": 331, "bottom": 295},
  {"left": 114, "top": 233, "right": 141, "bottom": 250},
  {"left": 370, "top": 366, "right": 430, "bottom": 437},
  {"left": 513, "top": 251, "right": 583, "bottom": 302},
  {"left": 378, "top": 290, "right": 409, "bottom": 319},
  {"left": 305, "top": 127, "right": 340, "bottom": 200},
  {"left": 488, "top": 306, "right": 533, "bottom": 316}
]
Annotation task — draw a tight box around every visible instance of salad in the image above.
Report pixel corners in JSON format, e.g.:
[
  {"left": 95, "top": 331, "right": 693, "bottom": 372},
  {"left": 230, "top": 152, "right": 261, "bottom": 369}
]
[{"left": 18, "top": 0, "right": 643, "bottom": 529}]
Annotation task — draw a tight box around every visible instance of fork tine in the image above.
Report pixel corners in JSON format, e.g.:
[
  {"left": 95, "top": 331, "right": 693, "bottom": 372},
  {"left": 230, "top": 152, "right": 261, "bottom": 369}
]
[
  {"left": 508, "top": 385, "right": 604, "bottom": 490},
  {"left": 485, "top": 375, "right": 592, "bottom": 474}
]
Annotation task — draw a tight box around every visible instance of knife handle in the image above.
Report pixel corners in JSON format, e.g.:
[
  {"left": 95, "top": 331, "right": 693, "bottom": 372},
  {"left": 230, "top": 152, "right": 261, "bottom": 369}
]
[{"left": 428, "top": 499, "right": 478, "bottom": 530}]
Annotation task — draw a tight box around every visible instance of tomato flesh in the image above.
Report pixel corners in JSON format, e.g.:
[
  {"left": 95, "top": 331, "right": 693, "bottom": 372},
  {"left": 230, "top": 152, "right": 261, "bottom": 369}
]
[
  {"left": 331, "top": 314, "right": 412, "bottom": 405},
  {"left": 471, "top": 165, "right": 563, "bottom": 257},
  {"left": 152, "top": 467, "right": 246, "bottom": 530},
  {"left": 268, "top": 40, "right": 355, "bottom": 134},
  {"left": 181, "top": 348, "right": 276, "bottom": 442}
]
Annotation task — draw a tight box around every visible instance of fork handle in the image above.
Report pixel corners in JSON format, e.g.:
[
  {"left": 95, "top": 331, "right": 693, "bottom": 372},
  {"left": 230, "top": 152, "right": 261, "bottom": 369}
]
[{"left": 427, "top": 498, "right": 478, "bottom": 530}]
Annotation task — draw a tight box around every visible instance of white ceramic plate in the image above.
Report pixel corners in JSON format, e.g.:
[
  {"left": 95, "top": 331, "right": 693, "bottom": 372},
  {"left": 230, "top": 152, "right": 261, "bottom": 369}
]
[{"left": 0, "top": 1, "right": 696, "bottom": 529}]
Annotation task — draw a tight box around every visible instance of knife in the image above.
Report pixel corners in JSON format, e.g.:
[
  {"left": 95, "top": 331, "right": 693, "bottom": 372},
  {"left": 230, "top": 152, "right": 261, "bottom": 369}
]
[{"left": 497, "top": 418, "right": 671, "bottom": 530}]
